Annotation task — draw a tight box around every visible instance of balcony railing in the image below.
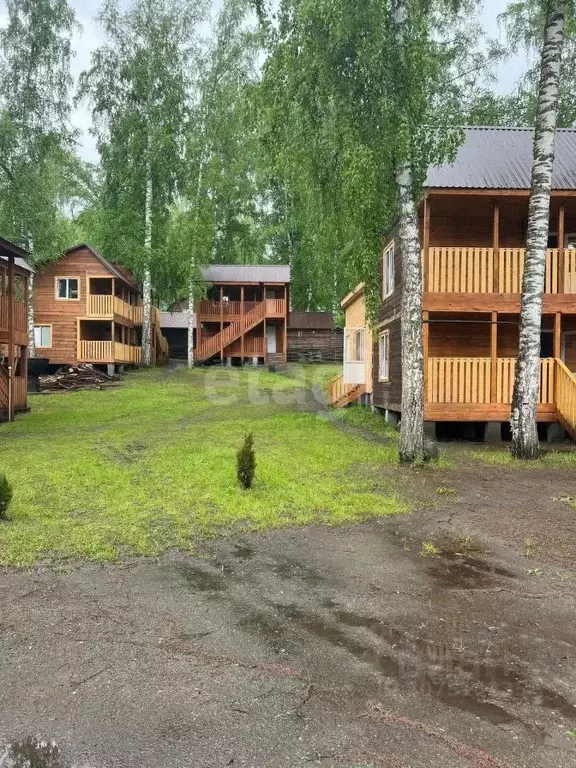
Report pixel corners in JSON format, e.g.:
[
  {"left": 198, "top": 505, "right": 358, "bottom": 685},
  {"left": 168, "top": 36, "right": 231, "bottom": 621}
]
[
  {"left": 426, "top": 357, "right": 556, "bottom": 405},
  {"left": 197, "top": 299, "right": 286, "bottom": 318},
  {"left": 87, "top": 294, "right": 144, "bottom": 324},
  {"left": 0, "top": 296, "right": 27, "bottom": 334},
  {"left": 78, "top": 340, "right": 142, "bottom": 364},
  {"left": 424, "top": 247, "right": 576, "bottom": 294}
]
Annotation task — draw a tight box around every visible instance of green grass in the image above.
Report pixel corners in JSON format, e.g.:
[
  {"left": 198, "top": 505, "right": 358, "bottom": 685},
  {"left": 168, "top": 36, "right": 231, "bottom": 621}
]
[
  {"left": 0, "top": 365, "right": 407, "bottom": 566},
  {"left": 465, "top": 445, "right": 576, "bottom": 467}
]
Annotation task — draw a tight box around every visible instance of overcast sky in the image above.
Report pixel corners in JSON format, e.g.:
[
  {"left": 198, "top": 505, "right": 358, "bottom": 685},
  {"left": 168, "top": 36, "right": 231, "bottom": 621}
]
[{"left": 0, "top": 0, "right": 527, "bottom": 164}]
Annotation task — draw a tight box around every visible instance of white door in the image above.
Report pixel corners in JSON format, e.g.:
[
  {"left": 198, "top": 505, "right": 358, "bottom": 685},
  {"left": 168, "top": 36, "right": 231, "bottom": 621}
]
[{"left": 266, "top": 326, "right": 277, "bottom": 354}]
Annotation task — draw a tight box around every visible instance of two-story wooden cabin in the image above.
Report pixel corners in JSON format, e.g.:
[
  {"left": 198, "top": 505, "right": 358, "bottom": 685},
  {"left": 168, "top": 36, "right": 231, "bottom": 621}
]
[
  {"left": 195, "top": 265, "right": 290, "bottom": 368},
  {"left": 0, "top": 238, "right": 33, "bottom": 421},
  {"left": 371, "top": 126, "right": 576, "bottom": 441},
  {"left": 33, "top": 244, "right": 168, "bottom": 371}
]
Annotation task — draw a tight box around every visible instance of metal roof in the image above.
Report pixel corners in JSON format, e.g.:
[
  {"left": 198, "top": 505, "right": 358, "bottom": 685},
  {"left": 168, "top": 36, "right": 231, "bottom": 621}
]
[
  {"left": 289, "top": 311, "right": 336, "bottom": 330},
  {"left": 160, "top": 310, "right": 194, "bottom": 329},
  {"left": 200, "top": 264, "right": 291, "bottom": 283},
  {"left": 0, "top": 237, "right": 34, "bottom": 273},
  {"left": 426, "top": 127, "right": 576, "bottom": 190}
]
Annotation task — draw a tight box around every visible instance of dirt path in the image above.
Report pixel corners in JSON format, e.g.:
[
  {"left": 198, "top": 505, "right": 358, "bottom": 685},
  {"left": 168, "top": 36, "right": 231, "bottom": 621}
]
[{"left": 2, "top": 455, "right": 576, "bottom": 768}]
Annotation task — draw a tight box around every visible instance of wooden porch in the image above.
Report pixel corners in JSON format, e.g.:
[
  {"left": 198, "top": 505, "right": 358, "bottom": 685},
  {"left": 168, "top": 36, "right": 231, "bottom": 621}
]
[
  {"left": 77, "top": 340, "right": 142, "bottom": 365},
  {"left": 86, "top": 294, "right": 144, "bottom": 325}
]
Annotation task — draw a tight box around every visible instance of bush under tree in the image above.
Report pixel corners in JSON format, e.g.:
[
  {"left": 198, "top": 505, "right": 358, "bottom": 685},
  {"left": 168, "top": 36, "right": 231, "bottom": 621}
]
[
  {"left": 237, "top": 433, "right": 256, "bottom": 489},
  {"left": 0, "top": 474, "right": 13, "bottom": 519}
]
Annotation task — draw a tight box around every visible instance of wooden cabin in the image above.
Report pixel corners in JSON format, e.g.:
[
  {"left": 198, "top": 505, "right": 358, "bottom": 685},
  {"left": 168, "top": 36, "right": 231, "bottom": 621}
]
[
  {"left": 371, "top": 126, "right": 576, "bottom": 441},
  {"left": 160, "top": 309, "right": 193, "bottom": 360},
  {"left": 0, "top": 238, "right": 33, "bottom": 421},
  {"left": 329, "top": 284, "right": 373, "bottom": 407},
  {"left": 287, "top": 312, "right": 343, "bottom": 363},
  {"left": 33, "top": 244, "right": 169, "bottom": 371},
  {"left": 195, "top": 265, "right": 290, "bottom": 369}
]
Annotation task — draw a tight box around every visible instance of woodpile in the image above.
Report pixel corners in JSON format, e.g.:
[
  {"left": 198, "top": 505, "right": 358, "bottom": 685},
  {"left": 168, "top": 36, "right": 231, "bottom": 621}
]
[{"left": 38, "top": 364, "right": 122, "bottom": 393}]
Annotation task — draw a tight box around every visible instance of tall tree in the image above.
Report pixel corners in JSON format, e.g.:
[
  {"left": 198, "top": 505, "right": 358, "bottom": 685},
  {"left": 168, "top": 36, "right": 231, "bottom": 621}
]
[
  {"left": 79, "top": 0, "right": 207, "bottom": 365},
  {"left": 0, "top": 0, "right": 76, "bottom": 353},
  {"left": 511, "top": 0, "right": 567, "bottom": 459}
]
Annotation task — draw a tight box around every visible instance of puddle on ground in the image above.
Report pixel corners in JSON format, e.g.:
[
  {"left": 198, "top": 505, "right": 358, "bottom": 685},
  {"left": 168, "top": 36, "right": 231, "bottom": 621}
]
[
  {"left": 428, "top": 551, "right": 516, "bottom": 589},
  {"left": 237, "top": 610, "right": 287, "bottom": 651},
  {"left": 232, "top": 544, "right": 254, "bottom": 560},
  {"left": 273, "top": 602, "right": 576, "bottom": 737},
  {"left": 174, "top": 565, "right": 227, "bottom": 592},
  {"left": 0, "top": 738, "right": 65, "bottom": 768}
]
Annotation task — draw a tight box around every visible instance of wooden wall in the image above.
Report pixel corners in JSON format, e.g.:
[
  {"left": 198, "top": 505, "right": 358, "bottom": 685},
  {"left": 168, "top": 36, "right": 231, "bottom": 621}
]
[
  {"left": 287, "top": 328, "right": 343, "bottom": 363},
  {"left": 345, "top": 291, "right": 373, "bottom": 393},
  {"left": 372, "top": 231, "right": 402, "bottom": 410}
]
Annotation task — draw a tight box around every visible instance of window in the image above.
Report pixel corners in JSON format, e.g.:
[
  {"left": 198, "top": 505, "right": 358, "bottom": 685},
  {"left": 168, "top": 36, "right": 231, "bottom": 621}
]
[
  {"left": 56, "top": 277, "right": 79, "bottom": 300},
  {"left": 379, "top": 330, "right": 390, "bottom": 381},
  {"left": 383, "top": 242, "right": 394, "bottom": 298},
  {"left": 34, "top": 325, "right": 52, "bottom": 348},
  {"left": 348, "top": 328, "right": 365, "bottom": 362}
]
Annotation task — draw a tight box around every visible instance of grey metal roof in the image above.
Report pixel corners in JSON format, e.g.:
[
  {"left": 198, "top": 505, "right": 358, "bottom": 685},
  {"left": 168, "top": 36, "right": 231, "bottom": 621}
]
[
  {"left": 0, "top": 237, "right": 34, "bottom": 273},
  {"left": 200, "top": 264, "right": 291, "bottom": 283},
  {"left": 426, "top": 127, "right": 576, "bottom": 190},
  {"left": 160, "top": 310, "right": 194, "bottom": 329}
]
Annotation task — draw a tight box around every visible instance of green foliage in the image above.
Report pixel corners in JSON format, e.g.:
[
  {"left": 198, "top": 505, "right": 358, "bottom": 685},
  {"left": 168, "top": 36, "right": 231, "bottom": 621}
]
[
  {"left": 237, "top": 432, "right": 256, "bottom": 489},
  {"left": 0, "top": 473, "right": 13, "bottom": 520}
]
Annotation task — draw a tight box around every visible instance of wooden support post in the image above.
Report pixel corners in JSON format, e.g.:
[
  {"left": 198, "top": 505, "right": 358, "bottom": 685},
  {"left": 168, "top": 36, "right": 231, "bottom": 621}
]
[
  {"left": 111, "top": 321, "right": 115, "bottom": 362},
  {"left": 554, "top": 312, "right": 561, "bottom": 359},
  {"left": 423, "top": 310, "right": 429, "bottom": 402},
  {"left": 240, "top": 285, "right": 245, "bottom": 362},
  {"left": 7, "top": 255, "right": 14, "bottom": 421},
  {"left": 492, "top": 200, "right": 499, "bottom": 293},
  {"left": 283, "top": 284, "right": 288, "bottom": 357},
  {"left": 422, "top": 195, "right": 430, "bottom": 292},
  {"left": 558, "top": 202, "right": 565, "bottom": 294},
  {"left": 220, "top": 285, "right": 224, "bottom": 364},
  {"left": 490, "top": 311, "right": 498, "bottom": 403}
]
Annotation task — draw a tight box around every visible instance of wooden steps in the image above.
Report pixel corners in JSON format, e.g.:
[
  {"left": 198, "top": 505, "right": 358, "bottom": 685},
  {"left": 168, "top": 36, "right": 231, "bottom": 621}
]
[
  {"left": 196, "top": 301, "right": 267, "bottom": 363},
  {"left": 328, "top": 373, "right": 366, "bottom": 408}
]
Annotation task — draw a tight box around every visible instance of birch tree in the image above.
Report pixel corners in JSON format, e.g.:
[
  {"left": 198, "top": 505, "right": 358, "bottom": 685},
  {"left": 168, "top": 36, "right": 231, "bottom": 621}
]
[
  {"left": 80, "top": 0, "right": 207, "bottom": 365},
  {"left": 510, "top": 0, "right": 566, "bottom": 459},
  {"left": 0, "top": 0, "right": 76, "bottom": 354}
]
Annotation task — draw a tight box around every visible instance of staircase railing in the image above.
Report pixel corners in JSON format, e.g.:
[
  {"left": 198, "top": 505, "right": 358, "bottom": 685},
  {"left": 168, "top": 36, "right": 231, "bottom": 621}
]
[
  {"left": 554, "top": 359, "right": 576, "bottom": 437},
  {"left": 328, "top": 373, "right": 364, "bottom": 406},
  {"left": 195, "top": 300, "right": 267, "bottom": 362}
]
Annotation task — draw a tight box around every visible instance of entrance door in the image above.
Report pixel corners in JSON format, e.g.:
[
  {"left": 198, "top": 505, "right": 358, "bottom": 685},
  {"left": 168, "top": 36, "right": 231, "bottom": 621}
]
[
  {"left": 540, "top": 330, "right": 553, "bottom": 358},
  {"left": 562, "top": 331, "right": 576, "bottom": 372},
  {"left": 266, "top": 325, "right": 277, "bottom": 354}
]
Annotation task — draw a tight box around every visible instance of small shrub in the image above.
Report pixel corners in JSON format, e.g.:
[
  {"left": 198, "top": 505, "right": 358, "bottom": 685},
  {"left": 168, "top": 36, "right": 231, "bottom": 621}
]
[
  {"left": 435, "top": 487, "right": 456, "bottom": 496},
  {"left": 420, "top": 541, "right": 440, "bottom": 558},
  {"left": 237, "top": 433, "right": 256, "bottom": 489},
  {"left": 0, "top": 473, "right": 13, "bottom": 519}
]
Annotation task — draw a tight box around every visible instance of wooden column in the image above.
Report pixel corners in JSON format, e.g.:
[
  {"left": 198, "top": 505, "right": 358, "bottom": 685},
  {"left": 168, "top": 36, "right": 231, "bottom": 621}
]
[
  {"left": 423, "top": 310, "right": 429, "bottom": 403},
  {"left": 263, "top": 284, "right": 267, "bottom": 362},
  {"left": 492, "top": 200, "right": 499, "bottom": 293},
  {"left": 490, "top": 312, "right": 498, "bottom": 403},
  {"left": 283, "top": 284, "right": 288, "bottom": 357},
  {"left": 558, "top": 202, "right": 565, "bottom": 294},
  {"left": 220, "top": 285, "right": 224, "bottom": 364},
  {"left": 554, "top": 312, "right": 561, "bottom": 359},
  {"left": 422, "top": 195, "right": 431, "bottom": 292},
  {"left": 7, "top": 255, "right": 15, "bottom": 421},
  {"left": 240, "top": 285, "right": 245, "bottom": 362}
]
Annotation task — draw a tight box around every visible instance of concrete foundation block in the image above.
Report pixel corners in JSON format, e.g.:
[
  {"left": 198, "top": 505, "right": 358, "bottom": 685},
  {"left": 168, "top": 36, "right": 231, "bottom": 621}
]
[
  {"left": 485, "top": 422, "right": 502, "bottom": 443},
  {"left": 107, "top": 364, "right": 116, "bottom": 377},
  {"left": 226, "top": 357, "right": 232, "bottom": 368},
  {"left": 547, "top": 422, "right": 566, "bottom": 443},
  {"left": 252, "top": 357, "right": 259, "bottom": 367},
  {"left": 385, "top": 409, "right": 400, "bottom": 427}
]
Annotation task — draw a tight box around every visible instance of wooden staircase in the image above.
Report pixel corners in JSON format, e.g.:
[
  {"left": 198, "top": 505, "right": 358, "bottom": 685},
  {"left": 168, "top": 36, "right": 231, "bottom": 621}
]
[
  {"left": 196, "top": 301, "right": 267, "bottom": 363},
  {"left": 328, "top": 373, "right": 366, "bottom": 408},
  {"left": 553, "top": 359, "right": 576, "bottom": 440}
]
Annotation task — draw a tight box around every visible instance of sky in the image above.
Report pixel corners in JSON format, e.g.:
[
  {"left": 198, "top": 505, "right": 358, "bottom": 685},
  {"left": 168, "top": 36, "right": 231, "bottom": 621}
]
[{"left": 0, "top": 0, "right": 527, "bottom": 164}]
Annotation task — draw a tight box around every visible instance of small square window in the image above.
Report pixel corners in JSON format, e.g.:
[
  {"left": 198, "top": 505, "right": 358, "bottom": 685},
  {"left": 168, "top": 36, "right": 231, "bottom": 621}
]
[
  {"left": 56, "top": 278, "right": 79, "bottom": 300},
  {"left": 34, "top": 325, "right": 52, "bottom": 348}
]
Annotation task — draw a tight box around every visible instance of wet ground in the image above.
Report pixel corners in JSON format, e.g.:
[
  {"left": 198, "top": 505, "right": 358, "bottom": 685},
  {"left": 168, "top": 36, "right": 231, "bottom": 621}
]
[{"left": 2, "top": 456, "right": 576, "bottom": 767}]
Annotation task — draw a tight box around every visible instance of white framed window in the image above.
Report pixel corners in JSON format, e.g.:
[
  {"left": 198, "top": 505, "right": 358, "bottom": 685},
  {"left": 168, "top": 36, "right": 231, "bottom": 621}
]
[
  {"left": 34, "top": 325, "right": 52, "bottom": 348},
  {"left": 55, "top": 277, "right": 79, "bottom": 300},
  {"left": 379, "top": 330, "right": 390, "bottom": 381},
  {"left": 383, "top": 242, "right": 394, "bottom": 298},
  {"left": 346, "top": 328, "right": 365, "bottom": 362}
]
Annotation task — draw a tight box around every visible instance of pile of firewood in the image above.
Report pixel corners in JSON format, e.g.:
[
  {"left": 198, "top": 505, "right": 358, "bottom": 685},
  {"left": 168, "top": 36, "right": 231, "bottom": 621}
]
[{"left": 38, "top": 364, "right": 122, "bottom": 393}]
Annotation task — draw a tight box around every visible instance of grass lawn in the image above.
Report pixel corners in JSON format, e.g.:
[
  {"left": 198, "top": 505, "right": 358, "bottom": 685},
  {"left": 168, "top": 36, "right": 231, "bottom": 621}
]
[{"left": 0, "top": 364, "right": 406, "bottom": 566}]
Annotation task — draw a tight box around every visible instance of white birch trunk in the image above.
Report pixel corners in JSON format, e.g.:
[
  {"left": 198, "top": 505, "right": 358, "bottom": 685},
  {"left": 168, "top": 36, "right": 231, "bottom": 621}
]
[
  {"left": 27, "top": 273, "right": 36, "bottom": 357},
  {"left": 188, "top": 274, "right": 195, "bottom": 368},
  {"left": 392, "top": 0, "right": 425, "bottom": 463},
  {"left": 511, "top": 3, "right": 565, "bottom": 459},
  {"left": 396, "top": 161, "right": 425, "bottom": 463},
  {"left": 141, "top": 168, "right": 153, "bottom": 367}
]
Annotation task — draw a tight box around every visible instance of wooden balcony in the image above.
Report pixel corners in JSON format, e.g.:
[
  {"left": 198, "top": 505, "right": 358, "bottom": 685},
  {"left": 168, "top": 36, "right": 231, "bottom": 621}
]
[
  {"left": 423, "top": 248, "right": 576, "bottom": 312},
  {"left": 0, "top": 296, "right": 27, "bottom": 343},
  {"left": 425, "top": 357, "right": 557, "bottom": 421},
  {"left": 78, "top": 340, "right": 142, "bottom": 365},
  {"left": 87, "top": 294, "right": 143, "bottom": 324},
  {"left": 197, "top": 298, "right": 286, "bottom": 320}
]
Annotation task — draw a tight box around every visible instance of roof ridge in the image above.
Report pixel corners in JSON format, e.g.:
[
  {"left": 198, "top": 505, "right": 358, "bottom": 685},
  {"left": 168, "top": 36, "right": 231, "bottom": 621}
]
[{"left": 464, "top": 125, "right": 576, "bottom": 132}]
